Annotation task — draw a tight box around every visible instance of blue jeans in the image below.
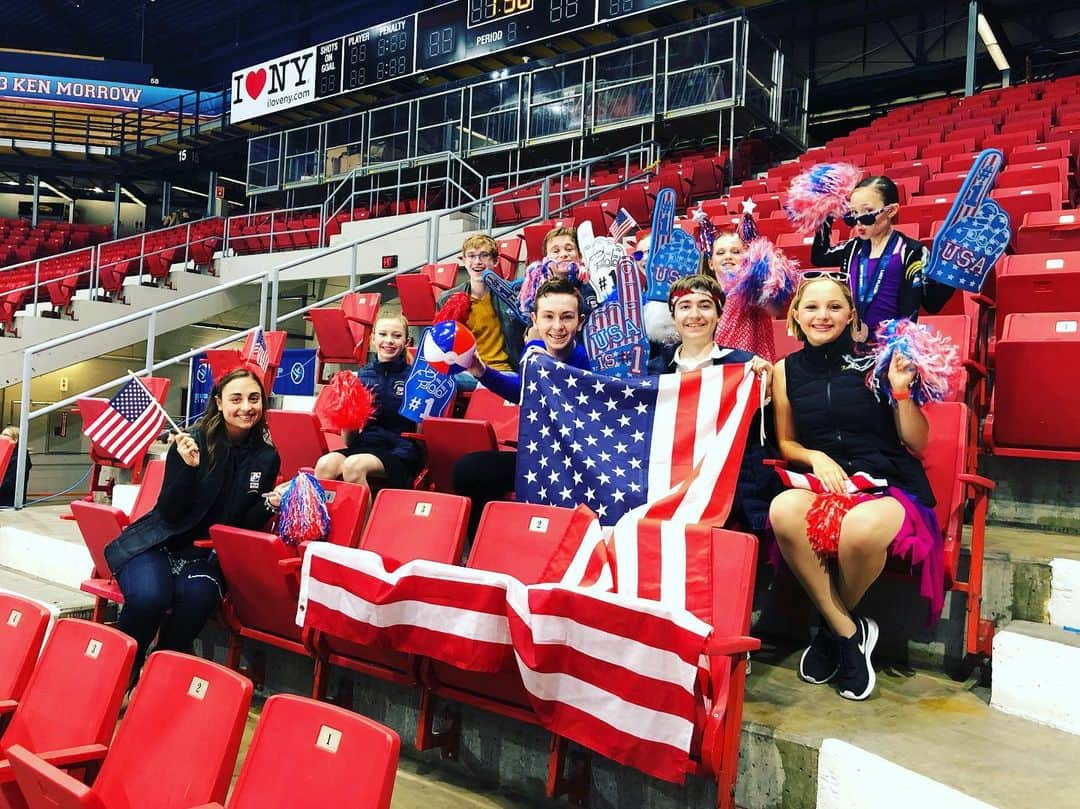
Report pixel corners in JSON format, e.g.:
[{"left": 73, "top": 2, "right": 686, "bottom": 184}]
[{"left": 116, "top": 546, "right": 224, "bottom": 675}]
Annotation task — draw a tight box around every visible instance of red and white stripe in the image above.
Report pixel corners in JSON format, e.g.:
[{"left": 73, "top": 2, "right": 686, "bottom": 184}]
[
  {"left": 298, "top": 542, "right": 710, "bottom": 783},
  {"left": 84, "top": 401, "right": 166, "bottom": 466},
  {"left": 613, "top": 362, "right": 759, "bottom": 614},
  {"left": 773, "top": 468, "right": 888, "bottom": 494}
]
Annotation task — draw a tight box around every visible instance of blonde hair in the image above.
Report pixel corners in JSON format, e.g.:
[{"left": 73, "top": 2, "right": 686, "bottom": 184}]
[
  {"left": 785, "top": 277, "right": 856, "bottom": 341},
  {"left": 1, "top": 425, "right": 18, "bottom": 443},
  {"left": 542, "top": 226, "right": 578, "bottom": 256},
  {"left": 374, "top": 312, "right": 409, "bottom": 332},
  {"left": 462, "top": 233, "right": 497, "bottom": 256}
]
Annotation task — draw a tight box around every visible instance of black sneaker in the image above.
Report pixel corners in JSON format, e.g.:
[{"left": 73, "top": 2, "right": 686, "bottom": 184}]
[
  {"left": 798, "top": 624, "right": 839, "bottom": 684},
  {"left": 836, "top": 616, "right": 879, "bottom": 701}
]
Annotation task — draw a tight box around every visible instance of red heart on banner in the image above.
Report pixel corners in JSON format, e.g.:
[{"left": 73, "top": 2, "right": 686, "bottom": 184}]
[{"left": 245, "top": 68, "right": 267, "bottom": 100}]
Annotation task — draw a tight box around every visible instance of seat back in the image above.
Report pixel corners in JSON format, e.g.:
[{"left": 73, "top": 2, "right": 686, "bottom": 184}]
[
  {"left": 416, "top": 417, "right": 498, "bottom": 492},
  {"left": 267, "top": 410, "right": 330, "bottom": 480},
  {"left": 360, "top": 489, "right": 470, "bottom": 569},
  {"left": 921, "top": 402, "right": 969, "bottom": 578},
  {"left": 226, "top": 694, "right": 399, "bottom": 809},
  {"left": 395, "top": 274, "right": 437, "bottom": 325},
  {"left": 321, "top": 479, "right": 371, "bottom": 547},
  {"left": 309, "top": 308, "right": 358, "bottom": 363},
  {"left": 129, "top": 458, "right": 166, "bottom": 521},
  {"left": 92, "top": 651, "right": 253, "bottom": 808},
  {"left": 342, "top": 292, "right": 381, "bottom": 346},
  {"left": 467, "top": 502, "right": 590, "bottom": 582},
  {"left": 1, "top": 620, "right": 136, "bottom": 756},
  {"left": 0, "top": 593, "right": 50, "bottom": 704},
  {"left": 496, "top": 237, "right": 524, "bottom": 280},
  {"left": 707, "top": 526, "right": 758, "bottom": 639},
  {"left": 70, "top": 501, "right": 129, "bottom": 578},
  {"left": 918, "top": 315, "right": 973, "bottom": 402},
  {"left": 0, "top": 436, "right": 13, "bottom": 489},
  {"left": 464, "top": 386, "right": 520, "bottom": 444}
]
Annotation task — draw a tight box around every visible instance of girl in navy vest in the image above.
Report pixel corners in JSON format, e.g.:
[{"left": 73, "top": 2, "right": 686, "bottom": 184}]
[
  {"left": 314, "top": 313, "right": 419, "bottom": 490},
  {"left": 769, "top": 275, "right": 941, "bottom": 701},
  {"left": 106, "top": 369, "right": 281, "bottom": 676},
  {"left": 811, "top": 176, "right": 953, "bottom": 342}
]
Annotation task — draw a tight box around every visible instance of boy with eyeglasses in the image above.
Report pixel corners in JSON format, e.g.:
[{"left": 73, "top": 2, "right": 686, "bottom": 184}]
[{"left": 436, "top": 234, "right": 525, "bottom": 387}]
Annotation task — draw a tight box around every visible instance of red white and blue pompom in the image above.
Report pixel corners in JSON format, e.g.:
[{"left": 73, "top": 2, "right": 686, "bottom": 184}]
[
  {"left": 517, "top": 258, "right": 586, "bottom": 316},
  {"left": 728, "top": 237, "right": 801, "bottom": 310},
  {"left": 434, "top": 291, "right": 471, "bottom": 324},
  {"left": 314, "top": 371, "right": 376, "bottom": 432},
  {"left": 867, "top": 318, "right": 962, "bottom": 406},
  {"left": 784, "top": 163, "right": 863, "bottom": 235},
  {"left": 277, "top": 471, "right": 330, "bottom": 545}
]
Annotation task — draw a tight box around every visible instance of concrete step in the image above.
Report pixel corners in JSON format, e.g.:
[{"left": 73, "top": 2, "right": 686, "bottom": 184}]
[
  {"left": 0, "top": 564, "right": 94, "bottom": 619},
  {"left": 991, "top": 620, "right": 1080, "bottom": 736}
]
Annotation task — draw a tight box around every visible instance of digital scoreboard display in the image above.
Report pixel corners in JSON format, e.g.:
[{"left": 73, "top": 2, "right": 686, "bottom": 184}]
[
  {"left": 596, "top": 0, "right": 683, "bottom": 23},
  {"left": 417, "top": 0, "right": 591, "bottom": 71},
  {"left": 340, "top": 15, "right": 416, "bottom": 92},
  {"left": 315, "top": 39, "right": 342, "bottom": 99}
]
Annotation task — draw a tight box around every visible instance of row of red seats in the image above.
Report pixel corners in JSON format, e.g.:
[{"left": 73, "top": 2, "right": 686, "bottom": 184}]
[{"left": 0, "top": 593, "right": 399, "bottom": 809}]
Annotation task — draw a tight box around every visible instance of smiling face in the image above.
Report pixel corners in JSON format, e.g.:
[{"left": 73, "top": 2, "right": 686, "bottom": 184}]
[
  {"left": 544, "top": 234, "right": 581, "bottom": 277},
  {"left": 708, "top": 233, "right": 746, "bottom": 277},
  {"left": 371, "top": 317, "right": 407, "bottom": 362},
  {"left": 672, "top": 290, "right": 720, "bottom": 345},
  {"left": 462, "top": 240, "right": 498, "bottom": 281},
  {"left": 848, "top": 185, "right": 896, "bottom": 242},
  {"left": 215, "top": 375, "right": 264, "bottom": 441},
  {"left": 793, "top": 279, "right": 854, "bottom": 346},
  {"left": 532, "top": 291, "right": 582, "bottom": 356}
]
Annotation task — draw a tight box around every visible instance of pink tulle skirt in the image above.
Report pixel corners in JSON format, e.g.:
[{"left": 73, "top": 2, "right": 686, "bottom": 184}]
[{"left": 768, "top": 486, "right": 944, "bottom": 623}]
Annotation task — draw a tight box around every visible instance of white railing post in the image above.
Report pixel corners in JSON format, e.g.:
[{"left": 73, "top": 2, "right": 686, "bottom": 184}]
[
  {"left": 270, "top": 266, "right": 281, "bottom": 326},
  {"left": 14, "top": 349, "right": 32, "bottom": 509},
  {"left": 540, "top": 177, "right": 551, "bottom": 219},
  {"left": 146, "top": 311, "right": 157, "bottom": 373},
  {"left": 183, "top": 222, "right": 191, "bottom": 268},
  {"left": 259, "top": 275, "right": 269, "bottom": 330},
  {"left": 428, "top": 214, "right": 440, "bottom": 264},
  {"left": 32, "top": 261, "right": 40, "bottom": 316},
  {"left": 350, "top": 242, "right": 358, "bottom": 290}
]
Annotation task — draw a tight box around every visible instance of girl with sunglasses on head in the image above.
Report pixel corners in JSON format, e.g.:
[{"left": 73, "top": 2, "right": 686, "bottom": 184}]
[
  {"left": 768, "top": 275, "right": 942, "bottom": 701},
  {"left": 811, "top": 176, "right": 953, "bottom": 342}
]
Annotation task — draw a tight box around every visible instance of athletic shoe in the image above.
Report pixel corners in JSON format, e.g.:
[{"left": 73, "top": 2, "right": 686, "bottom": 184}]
[
  {"left": 836, "top": 616, "right": 879, "bottom": 701},
  {"left": 798, "top": 624, "right": 839, "bottom": 684}
]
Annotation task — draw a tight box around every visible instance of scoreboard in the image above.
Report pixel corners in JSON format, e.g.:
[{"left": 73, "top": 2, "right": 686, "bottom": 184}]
[{"left": 232, "top": 0, "right": 683, "bottom": 120}]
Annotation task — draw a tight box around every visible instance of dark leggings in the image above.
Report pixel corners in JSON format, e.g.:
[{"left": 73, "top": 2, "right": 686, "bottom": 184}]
[
  {"left": 116, "top": 546, "right": 224, "bottom": 676},
  {"left": 453, "top": 450, "right": 517, "bottom": 537}
]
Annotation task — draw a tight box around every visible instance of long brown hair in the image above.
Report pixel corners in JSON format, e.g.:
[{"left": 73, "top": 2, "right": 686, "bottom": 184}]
[{"left": 197, "top": 368, "right": 271, "bottom": 469}]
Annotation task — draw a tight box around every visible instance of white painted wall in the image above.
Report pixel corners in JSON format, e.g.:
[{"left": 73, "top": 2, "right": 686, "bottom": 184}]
[
  {"left": 1049, "top": 558, "right": 1080, "bottom": 630},
  {"left": 991, "top": 622, "right": 1080, "bottom": 737}
]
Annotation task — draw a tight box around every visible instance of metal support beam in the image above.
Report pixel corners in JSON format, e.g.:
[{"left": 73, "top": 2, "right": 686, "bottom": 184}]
[
  {"left": 113, "top": 181, "right": 122, "bottom": 239},
  {"left": 206, "top": 170, "right": 218, "bottom": 218},
  {"left": 162, "top": 180, "right": 172, "bottom": 219},
  {"left": 31, "top": 175, "right": 40, "bottom": 227},
  {"left": 965, "top": 0, "right": 979, "bottom": 96}
]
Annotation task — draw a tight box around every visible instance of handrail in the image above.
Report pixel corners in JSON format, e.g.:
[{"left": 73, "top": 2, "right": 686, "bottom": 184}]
[{"left": 11, "top": 137, "right": 659, "bottom": 508}]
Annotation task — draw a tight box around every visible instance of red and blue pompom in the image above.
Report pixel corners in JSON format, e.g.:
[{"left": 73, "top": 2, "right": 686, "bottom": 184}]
[
  {"left": 784, "top": 163, "right": 863, "bottom": 235},
  {"left": 277, "top": 471, "right": 330, "bottom": 546},
  {"left": 725, "top": 237, "right": 801, "bottom": 310},
  {"left": 434, "top": 291, "right": 471, "bottom": 325},
  {"left": 691, "top": 206, "right": 718, "bottom": 254},
  {"left": 315, "top": 371, "right": 376, "bottom": 432},
  {"left": 421, "top": 320, "right": 477, "bottom": 375},
  {"left": 867, "top": 318, "right": 962, "bottom": 406},
  {"left": 517, "top": 258, "right": 587, "bottom": 316}
]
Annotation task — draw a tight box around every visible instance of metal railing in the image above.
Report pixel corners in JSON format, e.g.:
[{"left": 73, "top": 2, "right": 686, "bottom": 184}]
[{"left": 11, "top": 139, "right": 660, "bottom": 508}]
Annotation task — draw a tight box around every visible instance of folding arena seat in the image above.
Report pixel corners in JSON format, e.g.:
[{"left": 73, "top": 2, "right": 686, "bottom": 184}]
[
  {"left": 685, "top": 157, "right": 721, "bottom": 199},
  {"left": 191, "top": 695, "right": 399, "bottom": 809},
  {"left": 7, "top": 651, "right": 252, "bottom": 809},
  {"left": 0, "top": 435, "right": 13, "bottom": 492},
  {"left": 1016, "top": 209, "right": 1080, "bottom": 254},
  {"left": 570, "top": 202, "right": 612, "bottom": 236},
  {"left": 775, "top": 232, "right": 821, "bottom": 269},
  {"left": 941, "top": 152, "right": 980, "bottom": 173},
  {"left": 997, "top": 158, "right": 1071, "bottom": 202},
  {"left": 408, "top": 386, "right": 519, "bottom": 492},
  {"left": 993, "top": 184, "right": 1063, "bottom": 234},
  {"left": 985, "top": 312, "right": 1080, "bottom": 460},
  {"left": 889, "top": 157, "right": 942, "bottom": 185},
  {"left": 985, "top": 131, "right": 1038, "bottom": 153},
  {"left": 770, "top": 319, "right": 802, "bottom": 360},
  {"left": 394, "top": 273, "right": 437, "bottom": 330},
  {"left": 902, "top": 196, "right": 957, "bottom": 234},
  {"left": 203, "top": 329, "right": 286, "bottom": 394},
  {"left": 265, "top": 411, "right": 329, "bottom": 480},
  {"left": 208, "top": 479, "right": 369, "bottom": 673},
  {"left": 615, "top": 184, "right": 651, "bottom": 225},
  {"left": 0, "top": 593, "right": 50, "bottom": 708},
  {"left": 420, "top": 262, "right": 459, "bottom": 292},
  {"left": 309, "top": 489, "right": 471, "bottom": 699},
  {"left": 70, "top": 460, "right": 166, "bottom": 622},
  {"left": 521, "top": 219, "right": 575, "bottom": 263},
  {"left": 496, "top": 237, "right": 524, "bottom": 280},
  {"left": 994, "top": 251, "right": 1080, "bottom": 339},
  {"left": 920, "top": 314, "right": 986, "bottom": 409},
  {"left": 77, "top": 377, "right": 170, "bottom": 499},
  {"left": 0, "top": 620, "right": 136, "bottom": 807},
  {"left": 310, "top": 307, "right": 363, "bottom": 384},
  {"left": 1009, "top": 141, "right": 1073, "bottom": 170},
  {"left": 921, "top": 171, "right": 971, "bottom": 197}
]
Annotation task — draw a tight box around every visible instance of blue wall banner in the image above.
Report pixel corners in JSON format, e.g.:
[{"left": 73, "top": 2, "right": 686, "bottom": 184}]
[
  {"left": 273, "top": 349, "right": 317, "bottom": 396},
  {"left": 188, "top": 355, "right": 214, "bottom": 424},
  {"left": 0, "top": 71, "right": 223, "bottom": 114}
]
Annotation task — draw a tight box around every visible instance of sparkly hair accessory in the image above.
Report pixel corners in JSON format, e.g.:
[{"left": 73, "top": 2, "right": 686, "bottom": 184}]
[{"left": 691, "top": 204, "right": 718, "bottom": 254}]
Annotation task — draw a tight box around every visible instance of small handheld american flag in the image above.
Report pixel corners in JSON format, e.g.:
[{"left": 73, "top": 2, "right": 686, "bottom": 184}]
[
  {"left": 83, "top": 376, "right": 170, "bottom": 466},
  {"left": 246, "top": 327, "right": 270, "bottom": 374},
  {"left": 608, "top": 208, "right": 638, "bottom": 241}
]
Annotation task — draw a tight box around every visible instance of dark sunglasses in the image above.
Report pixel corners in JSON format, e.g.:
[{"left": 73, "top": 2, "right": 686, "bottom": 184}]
[
  {"left": 842, "top": 208, "right": 887, "bottom": 227},
  {"left": 800, "top": 270, "right": 850, "bottom": 283}
]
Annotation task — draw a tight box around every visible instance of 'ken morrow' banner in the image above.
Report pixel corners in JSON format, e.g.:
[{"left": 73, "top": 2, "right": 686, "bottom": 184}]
[{"left": 0, "top": 71, "right": 212, "bottom": 114}]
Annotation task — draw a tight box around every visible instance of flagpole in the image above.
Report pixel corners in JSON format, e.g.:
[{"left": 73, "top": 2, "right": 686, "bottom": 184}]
[{"left": 127, "top": 371, "right": 184, "bottom": 434}]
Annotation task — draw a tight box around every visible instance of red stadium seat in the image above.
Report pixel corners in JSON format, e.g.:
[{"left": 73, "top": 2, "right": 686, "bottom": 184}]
[
  {"left": 921, "top": 172, "right": 971, "bottom": 197},
  {"left": 922, "top": 139, "right": 975, "bottom": 161},
  {"left": 920, "top": 314, "right": 986, "bottom": 410},
  {"left": 0, "top": 593, "right": 50, "bottom": 707},
  {"left": 266, "top": 410, "right": 330, "bottom": 480},
  {"left": 770, "top": 319, "right": 803, "bottom": 360},
  {"left": 210, "top": 479, "right": 370, "bottom": 673},
  {"left": 203, "top": 329, "right": 286, "bottom": 394},
  {"left": 0, "top": 436, "right": 13, "bottom": 497},
  {"left": 7, "top": 651, "right": 252, "bottom": 809},
  {"left": 1016, "top": 209, "right": 1080, "bottom": 254},
  {"left": 994, "top": 251, "right": 1080, "bottom": 339},
  {"left": 496, "top": 236, "right": 524, "bottom": 280},
  {"left": 189, "top": 695, "right": 399, "bottom": 809},
  {"left": 394, "top": 273, "right": 437, "bottom": 329},
  {"left": 775, "top": 232, "right": 820, "bottom": 268},
  {"left": 0, "top": 620, "right": 136, "bottom": 808},
  {"left": 420, "top": 262, "right": 459, "bottom": 292},
  {"left": 985, "top": 312, "right": 1080, "bottom": 460},
  {"left": 521, "top": 219, "right": 575, "bottom": 263},
  {"left": 310, "top": 307, "right": 362, "bottom": 383},
  {"left": 309, "top": 488, "right": 471, "bottom": 700}
]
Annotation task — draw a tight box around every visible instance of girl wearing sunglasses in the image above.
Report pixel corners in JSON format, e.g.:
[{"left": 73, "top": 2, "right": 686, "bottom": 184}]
[{"left": 810, "top": 176, "right": 953, "bottom": 342}]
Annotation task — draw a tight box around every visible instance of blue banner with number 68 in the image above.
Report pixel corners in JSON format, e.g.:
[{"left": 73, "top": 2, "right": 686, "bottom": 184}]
[{"left": 399, "top": 329, "right": 457, "bottom": 422}]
